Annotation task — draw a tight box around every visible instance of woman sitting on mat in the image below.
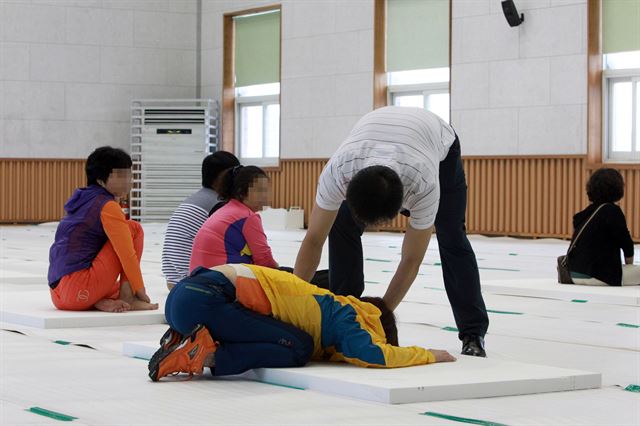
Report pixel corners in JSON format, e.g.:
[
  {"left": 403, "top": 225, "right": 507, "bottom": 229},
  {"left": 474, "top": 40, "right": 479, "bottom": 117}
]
[
  {"left": 47, "top": 146, "right": 158, "bottom": 312},
  {"left": 149, "top": 265, "right": 455, "bottom": 381},
  {"left": 190, "top": 165, "right": 279, "bottom": 271},
  {"left": 567, "top": 168, "right": 639, "bottom": 286},
  {"left": 189, "top": 165, "right": 329, "bottom": 286}
]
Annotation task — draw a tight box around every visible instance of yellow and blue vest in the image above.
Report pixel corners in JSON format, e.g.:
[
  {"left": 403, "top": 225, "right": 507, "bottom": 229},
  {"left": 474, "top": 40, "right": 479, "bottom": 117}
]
[{"left": 236, "top": 265, "right": 435, "bottom": 368}]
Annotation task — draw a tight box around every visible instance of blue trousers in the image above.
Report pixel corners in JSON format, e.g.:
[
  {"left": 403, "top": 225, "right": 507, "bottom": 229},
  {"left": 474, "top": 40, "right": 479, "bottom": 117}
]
[
  {"left": 327, "top": 138, "right": 489, "bottom": 339},
  {"left": 164, "top": 268, "right": 314, "bottom": 376}
]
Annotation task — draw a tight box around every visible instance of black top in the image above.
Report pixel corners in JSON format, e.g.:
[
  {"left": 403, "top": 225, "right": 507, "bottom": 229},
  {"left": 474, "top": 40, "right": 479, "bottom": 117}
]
[{"left": 568, "top": 203, "right": 634, "bottom": 286}]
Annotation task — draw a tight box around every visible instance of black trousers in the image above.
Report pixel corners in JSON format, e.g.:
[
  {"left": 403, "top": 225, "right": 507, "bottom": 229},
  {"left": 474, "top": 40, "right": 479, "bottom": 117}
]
[{"left": 327, "top": 138, "right": 489, "bottom": 339}]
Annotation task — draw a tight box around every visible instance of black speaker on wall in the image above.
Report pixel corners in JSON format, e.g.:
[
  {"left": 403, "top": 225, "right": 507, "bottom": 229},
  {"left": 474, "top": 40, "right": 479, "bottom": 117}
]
[{"left": 501, "top": 0, "right": 524, "bottom": 27}]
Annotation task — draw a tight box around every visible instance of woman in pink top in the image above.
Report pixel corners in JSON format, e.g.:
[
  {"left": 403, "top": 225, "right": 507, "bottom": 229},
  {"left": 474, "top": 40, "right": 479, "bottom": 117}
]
[{"left": 190, "top": 166, "right": 278, "bottom": 271}]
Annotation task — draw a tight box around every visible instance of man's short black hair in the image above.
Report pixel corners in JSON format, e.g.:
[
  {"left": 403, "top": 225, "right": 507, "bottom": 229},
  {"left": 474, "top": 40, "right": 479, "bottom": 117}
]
[
  {"left": 86, "top": 146, "right": 132, "bottom": 186},
  {"left": 202, "top": 151, "right": 240, "bottom": 188},
  {"left": 587, "top": 168, "right": 624, "bottom": 204},
  {"left": 346, "top": 166, "right": 403, "bottom": 225}
]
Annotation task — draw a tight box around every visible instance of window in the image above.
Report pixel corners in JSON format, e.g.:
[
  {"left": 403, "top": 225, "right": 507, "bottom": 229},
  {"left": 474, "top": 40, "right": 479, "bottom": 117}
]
[
  {"left": 224, "top": 8, "right": 280, "bottom": 166},
  {"left": 381, "top": 0, "right": 450, "bottom": 121},
  {"left": 235, "top": 83, "right": 280, "bottom": 165},
  {"left": 388, "top": 69, "right": 450, "bottom": 122},
  {"left": 602, "top": 1, "right": 640, "bottom": 163},
  {"left": 604, "top": 70, "right": 640, "bottom": 161}
]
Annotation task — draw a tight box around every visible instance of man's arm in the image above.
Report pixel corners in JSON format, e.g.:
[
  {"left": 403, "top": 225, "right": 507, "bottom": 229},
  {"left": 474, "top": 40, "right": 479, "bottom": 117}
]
[
  {"left": 383, "top": 224, "right": 433, "bottom": 311},
  {"left": 294, "top": 202, "right": 339, "bottom": 282}
]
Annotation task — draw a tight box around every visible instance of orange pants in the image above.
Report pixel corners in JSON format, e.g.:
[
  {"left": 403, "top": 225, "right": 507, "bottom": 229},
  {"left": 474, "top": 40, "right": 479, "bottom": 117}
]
[{"left": 50, "top": 220, "right": 144, "bottom": 310}]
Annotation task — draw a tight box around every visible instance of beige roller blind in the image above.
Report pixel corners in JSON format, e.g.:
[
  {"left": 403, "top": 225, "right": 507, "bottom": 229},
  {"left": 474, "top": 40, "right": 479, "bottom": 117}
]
[
  {"left": 234, "top": 10, "right": 280, "bottom": 87},
  {"left": 386, "top": 0, "right": 449, "bottom": 72},
  {"left": 603, "top": 0, "right": 640, "bottom": 54}
]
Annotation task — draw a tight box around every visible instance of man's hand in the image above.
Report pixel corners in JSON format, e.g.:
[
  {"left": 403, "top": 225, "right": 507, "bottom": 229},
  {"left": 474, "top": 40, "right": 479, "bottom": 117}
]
[
  {"left": 383, "top": 224, "right": 433, "bottom": 310},
  {"left": 429, "top": 349, "right": 456, "bottom": 363},
  {"left": 294, "top": 202, "right": 338, "bottom": 282}
]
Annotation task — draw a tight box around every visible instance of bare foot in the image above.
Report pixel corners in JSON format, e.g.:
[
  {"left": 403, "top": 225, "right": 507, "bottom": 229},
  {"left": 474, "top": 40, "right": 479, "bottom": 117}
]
[
  {"left": 119, "top": 281, "right": 158, "bottom": 310},
  {"left": 119, "top": 280, "right": 134, "bottom": 301},
  {"left": 129, "top": 299, "right": 159, "bottom": 311},
  {"left": 95, "top": 298, "right": 131, "bottom": 313}
]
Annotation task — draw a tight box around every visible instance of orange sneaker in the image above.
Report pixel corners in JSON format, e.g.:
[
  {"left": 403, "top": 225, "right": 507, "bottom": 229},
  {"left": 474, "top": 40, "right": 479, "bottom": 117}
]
[
  {"left": 148, "top": 325, "right": 217, "bottom": 382},
  {"left": 158, "top": 327, "right": 182, "bottom": 351}
]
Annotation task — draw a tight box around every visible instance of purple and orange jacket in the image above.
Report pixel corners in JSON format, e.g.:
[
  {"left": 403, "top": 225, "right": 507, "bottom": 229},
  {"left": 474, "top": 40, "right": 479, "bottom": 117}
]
[
  {"left": 48, "top": 185, "right": 145, "bottom": 293},
  {"left": 190, "top": 199, "right": 277, "bottom": 271}
]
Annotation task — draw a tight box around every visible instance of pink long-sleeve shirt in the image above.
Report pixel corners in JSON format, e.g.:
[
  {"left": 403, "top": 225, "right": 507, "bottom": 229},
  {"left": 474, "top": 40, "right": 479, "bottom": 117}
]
[{"left": 189, "top": 199, "right": 278, "bottom": 272}]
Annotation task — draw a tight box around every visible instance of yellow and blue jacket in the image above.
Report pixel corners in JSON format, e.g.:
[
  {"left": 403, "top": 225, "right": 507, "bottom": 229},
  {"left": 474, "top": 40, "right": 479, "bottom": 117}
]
[{"left": 235, "top": 264, "right": 435, "bottom": 368}]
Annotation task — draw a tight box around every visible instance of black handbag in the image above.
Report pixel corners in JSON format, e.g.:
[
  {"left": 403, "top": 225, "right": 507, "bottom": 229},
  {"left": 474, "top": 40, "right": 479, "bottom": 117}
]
[{"left": 557, "top": 204, "right": 607, "bottom": 284}]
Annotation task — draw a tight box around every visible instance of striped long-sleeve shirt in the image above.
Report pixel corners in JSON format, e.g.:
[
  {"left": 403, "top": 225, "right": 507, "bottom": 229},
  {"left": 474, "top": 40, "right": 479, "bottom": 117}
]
[{"left": 162, "top": 188, "right": 221, "bottom": 283}]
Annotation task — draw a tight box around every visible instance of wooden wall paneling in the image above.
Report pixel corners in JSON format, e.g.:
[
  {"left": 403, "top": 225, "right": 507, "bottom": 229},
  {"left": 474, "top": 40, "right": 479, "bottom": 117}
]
[{"left": 3, "top": 157, "right": 639, "bottom": 242}]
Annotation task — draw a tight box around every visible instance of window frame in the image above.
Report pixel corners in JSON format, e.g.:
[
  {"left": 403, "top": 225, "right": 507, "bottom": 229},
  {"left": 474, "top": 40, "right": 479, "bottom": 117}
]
[
  {"left": 387, "top": 82, "right": 450, "bottom": 122},
  {"left": 222, "top": 4, "right": 281, "bottom": 168},
  {"left": 235, "top": 93, "right": 280, "bottom": 167},
  {"left": 603, "top": 68, "right": 640, "bottom": 163},
  {"left": 587, "top": 0, "right": 640, "bottom": 168},
  {"left": 373, "top": 0, "right": 452, "bottom": 111}
]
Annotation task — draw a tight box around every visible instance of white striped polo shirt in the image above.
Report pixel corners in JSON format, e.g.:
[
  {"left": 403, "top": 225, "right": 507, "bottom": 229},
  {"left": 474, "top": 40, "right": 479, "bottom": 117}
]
[{"left": 316, "top": 106, "right": 456, "bottom": 229}]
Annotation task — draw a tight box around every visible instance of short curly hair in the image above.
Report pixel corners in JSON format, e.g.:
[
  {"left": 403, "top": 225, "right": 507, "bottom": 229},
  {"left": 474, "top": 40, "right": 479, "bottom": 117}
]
[
  {"left": 586, "top": 168, "right": 624, "bottom": 204},
  {"left": 86, "top": 146, "right": 132, "bottom": 186}
]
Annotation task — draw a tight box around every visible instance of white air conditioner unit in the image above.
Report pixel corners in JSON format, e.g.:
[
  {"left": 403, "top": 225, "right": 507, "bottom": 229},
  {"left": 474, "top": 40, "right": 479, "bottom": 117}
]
[{"left": 130, "top": 99, "right": 219, "bottom": 222}]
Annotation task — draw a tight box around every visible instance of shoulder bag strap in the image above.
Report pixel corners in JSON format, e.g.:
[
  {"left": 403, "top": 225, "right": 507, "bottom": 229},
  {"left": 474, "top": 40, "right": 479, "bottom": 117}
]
[{"left": 567, "top": 203, "right": 608, "bottom": 255}]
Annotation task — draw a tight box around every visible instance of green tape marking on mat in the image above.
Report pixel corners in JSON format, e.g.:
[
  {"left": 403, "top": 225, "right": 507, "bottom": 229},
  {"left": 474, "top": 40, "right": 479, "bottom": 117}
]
[
  {"left": 486, "top": 309, "right": 523, "bottom": 315},
  {"left": 134, "top": 356, "right": 150, "bottom": 361},
  {"left": 53, "top": 340, "right": 71, "bottom": 345},
  {"left": 624, "top": 384, "right": 640, "bottom": 392},
  {"left": 382, "top": 270, "right": 394, "bottom": 273},
  {"left": 364, "top": 281, "right": 379, "bottom": 284},
  {"left": 617, "top": 323, "right": 640, "bottom": 329},
  {"left": 508, "top": 253, "right": 518, "bottom": 256},
  {"left": 365, "top": 258, "right": 392, "bottom": 263},
  {"left": 262, "top": 381, "right": 305, "bottom": 390},
  {"left": 571, "top": 299, "right": 588, "bottom": 303},
  {"left": 441, "top": 326, "right": 459, "bottom": 332},
  {"left": 434, "top": 262, "right": 442, "bottom": 266},
  {"left": 27, "top": 407, "right": 77, "bottom": 422},
  {"left": 422, "top": 411, "right": 509, "bottom": 426},
  {"left": 424, "top": 286, "right": 445, "bottom": 291}
]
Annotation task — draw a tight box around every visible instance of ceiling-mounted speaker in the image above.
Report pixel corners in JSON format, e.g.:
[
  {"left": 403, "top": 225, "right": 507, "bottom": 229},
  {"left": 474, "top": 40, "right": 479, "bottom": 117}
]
[{"left": 502, "top": 0, "right": 524, "bottom": 27}]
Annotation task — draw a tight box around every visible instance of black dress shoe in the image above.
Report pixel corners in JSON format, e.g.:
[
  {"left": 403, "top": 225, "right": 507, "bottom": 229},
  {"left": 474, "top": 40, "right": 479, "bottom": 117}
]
[{"left": 461, "top": 335, "right": 486, "bottom": 357}]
